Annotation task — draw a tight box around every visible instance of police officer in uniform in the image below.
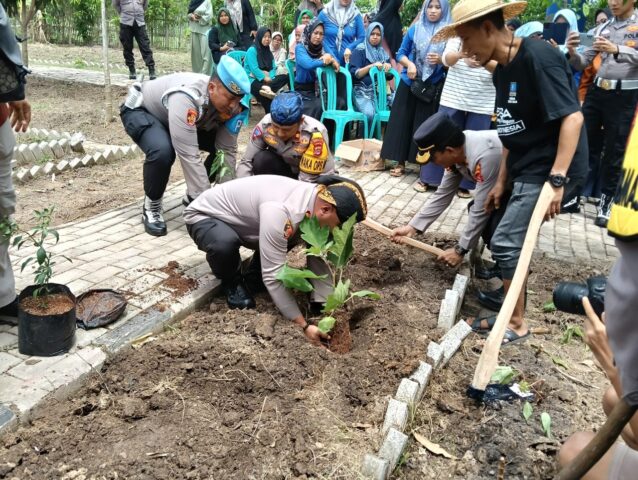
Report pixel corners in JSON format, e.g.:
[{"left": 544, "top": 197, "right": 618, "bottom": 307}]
[
  {"left": 120, "top": 56, "right": 251, "bottom": 237},
  {"left": 236, "top": 91, "right": 336, "bottom": 181},
  {"left": 183, "top": 175, "right": 367, "bottom": 347},
  {"left": 567, "top": 0, "right": 638, "bottom": 227},
  {"left": 391, "top": 113, "right": 503, "bottom": 268}
]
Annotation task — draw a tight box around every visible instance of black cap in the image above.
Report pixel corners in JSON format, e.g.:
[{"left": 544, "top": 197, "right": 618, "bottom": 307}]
[
  {"left": 412, "top": 112, "right": 463, "bottom": 165},
  {"left": 315, "top": 175, "right": 367, "bottom": 223}
]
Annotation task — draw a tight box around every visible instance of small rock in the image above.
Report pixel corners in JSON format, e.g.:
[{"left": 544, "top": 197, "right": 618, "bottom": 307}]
[
  {"left": 209, "top": 302, "right": 222, "bottom": 313},
  {"left": 180, "top": 362, "right": 194, "bottom": 372},
  {"left": 254, "top": 314, "right": 278, "bottom": 339},
  {"left": 118, "top": 397, "right": 148, "bottom": 420}
]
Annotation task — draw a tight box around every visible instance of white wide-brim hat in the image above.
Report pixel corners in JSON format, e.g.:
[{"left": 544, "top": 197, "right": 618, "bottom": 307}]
[{"left": 433, "top": 0, "right": 528, "bottom": 42}]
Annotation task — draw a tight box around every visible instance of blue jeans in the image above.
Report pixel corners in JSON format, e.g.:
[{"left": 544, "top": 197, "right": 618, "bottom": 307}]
[{"left": 354, "top": 91, "right": 375, "bottom": 130}]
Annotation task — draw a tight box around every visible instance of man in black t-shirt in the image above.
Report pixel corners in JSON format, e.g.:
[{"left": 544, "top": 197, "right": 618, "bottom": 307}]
[{"left": 434, "top": 0, "right": 587, "bottom": 346}]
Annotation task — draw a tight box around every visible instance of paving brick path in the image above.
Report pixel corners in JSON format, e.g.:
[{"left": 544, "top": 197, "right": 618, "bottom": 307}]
[{"left": 1, "top": 64, "right": 618, "bottom": 431}]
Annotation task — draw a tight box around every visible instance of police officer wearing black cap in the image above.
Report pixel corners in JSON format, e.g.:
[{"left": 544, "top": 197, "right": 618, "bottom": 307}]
[
  {"left": 391, "top": 112, "right": 503, "bottom": 268},
  {"left": 236, "top": 91, "right": 336, "bottom": 181},
  {"left": 183, "top": 174, "right": 367, "bottom": 348},
  {"left": 120, "top": 56, "right": 251, "bottom": 237}
]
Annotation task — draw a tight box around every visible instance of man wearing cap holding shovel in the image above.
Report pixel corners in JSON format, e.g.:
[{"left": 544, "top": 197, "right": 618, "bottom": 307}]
[
  {"left": 433, "top": 0, "right": 588, "bottom": 345},
  {"left": 183, "top": 174, "right": 367, "bottom": 347},
  {"left": 236, "top": 91, "right": 336, "bottom": 181},
  {"left": 120, "top": 56, "right": 251, "bottom": 237},
  {"left": 390, "top": 112, "right": 503, "bottom": 270}
]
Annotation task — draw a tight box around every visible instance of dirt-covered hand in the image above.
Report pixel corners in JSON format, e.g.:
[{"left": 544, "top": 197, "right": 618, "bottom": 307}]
[
  {"left": 8, "top": 100, "right": 31, "bottom": 133},
  {"left": 304, "top": 325, "right": 330, "bottom": 348},
  {"left": 582, "top": 297, "right": 616, "bottom": 377},
  {"left": 545, "top": 185, "right": 563, "bottom": 221},
  {"left": 390, "top": 225, "right": 416, "bottom": 244},
  {"left": 437, "top": 248, "right": 463, "bottom": 268}
]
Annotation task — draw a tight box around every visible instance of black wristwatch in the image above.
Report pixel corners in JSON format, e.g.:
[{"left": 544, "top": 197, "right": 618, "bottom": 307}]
[
  {"left": 454, "top": 244, "right": 469, "bottom": 256},
  {"left": 548, "top": 173, "right": 569, "bottom": 188}
]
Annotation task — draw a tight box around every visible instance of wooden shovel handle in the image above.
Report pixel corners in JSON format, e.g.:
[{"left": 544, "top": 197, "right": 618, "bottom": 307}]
[
  {"left": 471, "top": 182, "right": 555, "bottom": 391},
  {"left": 362, "top": 218, "right": 445, "bottom": 257},
  {"left": 556, "top": 399, "right": 638, "bottom": 480}
]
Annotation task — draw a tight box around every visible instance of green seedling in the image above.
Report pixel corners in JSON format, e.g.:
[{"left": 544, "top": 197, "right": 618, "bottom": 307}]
[
  {"left": 276, "top": 214, "right": 379, "bottom": 334},
  {"left": 12, "top": 207, "right": 71, "bottom": 299},
  {"left": 490, "top": 365, "right": 517, "bottom": 385},
  {"left": 561, "top": 324, "right": 585, "bottom": 345},
  {"left": 551, "top": 355, "right": 570, "bottom": 370},
  {"left": 522, "top": 401, "right": 533, "bottom": 423},
  {"left": 540, "top": 412, "right": 552, "bottom": 439},
  {"left": 543, "top": 300, "right": 556, "bottom": 313},
  {"left": 208, "top": 150, "right": 232, "bottom": 183},
  {"left": 0, "top": 216, "right": 17, "bottom": 243}
]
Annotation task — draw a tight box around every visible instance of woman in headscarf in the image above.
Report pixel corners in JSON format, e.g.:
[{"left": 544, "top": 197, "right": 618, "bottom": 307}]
[
  {"left": 373, "top": 0, "right": 403, "bottom": 61},
  {"left": 288, "top": 9, "right": 315, "bottom": 54},
  {"left": 289, "top": 24, "right": 306, "bottom": 60},
  {"left": 271, "top": 31, "right": 288, "bottom": 76},
  {"left": 349, "top": 22, "right": 391, "bottom": 128},
  {"left": 294, "top": 0, "right": 324, "bottom": 26},
  {"left": 381, "top": 0, "right": 450, "bottom": 178},
  {"left": 318, "top": 0, "right": 365, "bottom": 65},
  {"left": 552, "top": 8, "right": 583, "bottom": 85},
  {"left": 188, "top": 0, "right": 213, "bottom": 74},
  {"left": 245, "top": 27, "right": 290, "bottom": 113},
  {"left": 294, "top": 18, "right": 339, "bottom": 119},
  {"left": 514, "top": 21, "right": 543, "bottom": 39},
  {"left": 208, "top": 8, "right": 239, "bottom": 65},
  {"left": 224, "top": 0, "right": 258, "bottom": 50}
]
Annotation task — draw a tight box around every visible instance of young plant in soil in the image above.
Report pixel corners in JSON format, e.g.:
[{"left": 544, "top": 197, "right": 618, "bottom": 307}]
[
  {"left": 276, "top": 214, "right": 380, "bottom": 352},
  {"left": 12, "top": 207, "right": 72, "bottom": 312}
]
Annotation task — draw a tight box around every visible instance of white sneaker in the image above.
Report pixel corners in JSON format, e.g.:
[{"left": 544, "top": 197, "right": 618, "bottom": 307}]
[{"left": 259, "top": 86, "right": 276, "bottom": 99}]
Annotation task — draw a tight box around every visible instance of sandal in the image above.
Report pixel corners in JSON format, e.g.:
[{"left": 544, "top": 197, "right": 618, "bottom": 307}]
[
  {"left": 467, "top": 314, "right": 497, "bottom": 335},
  {"left": 501, "top": 328, "right": 531, "bottom": 347},
  {"left": 457, "top": 188, "right": 472, "bottom": 199},
  {"left": 389, "top": 166, "right": 405, "bottom": 177},
  {"left": 413, "top": 181, "right": 428, "bottom": 193}
]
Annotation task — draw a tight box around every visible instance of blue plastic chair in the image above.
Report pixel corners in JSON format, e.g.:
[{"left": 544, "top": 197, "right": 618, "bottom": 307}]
[
  {"left": 286, "top": 59, "right": 296, "bottom": 91},
  {"left": 369, "top": 66, "right": 400, "bottom": 139},
  {"left": 316, "top": 66, "right": 369, "bottom": 151}
]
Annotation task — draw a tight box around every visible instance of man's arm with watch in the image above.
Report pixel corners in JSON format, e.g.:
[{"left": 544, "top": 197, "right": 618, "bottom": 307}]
[{"left": 546, "top": 111, "right": 584, "bottom": 220}]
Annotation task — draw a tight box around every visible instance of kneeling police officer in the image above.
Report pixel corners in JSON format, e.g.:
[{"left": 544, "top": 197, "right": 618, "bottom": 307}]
[{"left": 120, "top": 56, "right": 251, "bottom": 237}]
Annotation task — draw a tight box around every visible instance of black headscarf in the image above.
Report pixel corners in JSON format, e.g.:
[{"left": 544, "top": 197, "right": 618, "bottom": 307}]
[
  {"left": 302, "top": 18, "right": 324, "bottom": 59},
  {"left": 188, "top": 0, "right": 206, "bottom": 14},
  {"left": 254, "top": 26, "right": 274, "bottom": 71},
  {"left": 316, "top": 175, "right": 367, "bottom": 223}
]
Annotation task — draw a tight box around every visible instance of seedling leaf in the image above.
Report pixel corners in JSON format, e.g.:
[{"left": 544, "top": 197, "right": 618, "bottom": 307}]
[
  {"left": 522, "top": 402, "right": 533, "bottom": 423},
  {"left": 300, "top": 216, "right": 330, "bottom": 249},
  {"left": 491, "top": 365, "right": 516, "bottom": 385},
  {"left": 543, "top": 300, "right": 556, "bottom": 313},
  {"left": 541, "top": 412, "right": 552, "bottom": 438},
  {"left": 276, "top": 264, "right": 327, "bottom": 293},
  {"left": 551, "top": 355, "right": 570, "bottom": 370},
  {"left": 318, "top": 316, "right": 336, "bottom": 334},
  {"left": 327, "top": 214, "right": 357, "bottom": 268},
  {"left": 323, "top": 279, "right": 350, "bottom": 313},
  {"left": 351, "top": 290, "right": 381, "bottom": 300}
]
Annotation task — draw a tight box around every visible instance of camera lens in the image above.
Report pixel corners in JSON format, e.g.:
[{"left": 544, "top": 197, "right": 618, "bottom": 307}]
[{"left": 553, "top": 282, "right": 589, "bottom": 315}]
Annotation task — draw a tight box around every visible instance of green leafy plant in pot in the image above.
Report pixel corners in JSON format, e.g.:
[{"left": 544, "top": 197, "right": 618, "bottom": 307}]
[
  {"left": 12, "top": 207, "right": 76, "bottom": 356},
  {"left": 276, "top": 214, "right": 380, "bottom": 353}
]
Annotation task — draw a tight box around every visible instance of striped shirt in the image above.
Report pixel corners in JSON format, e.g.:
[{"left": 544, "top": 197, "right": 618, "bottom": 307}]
[{"left": 439, "top": 37, "right": 496, "bottom": 116}]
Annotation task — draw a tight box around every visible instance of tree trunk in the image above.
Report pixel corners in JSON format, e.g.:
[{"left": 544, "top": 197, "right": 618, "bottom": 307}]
[
  {"left": 100, "top": 0, "right": 114, "bottom": 124},
  {"left": 20, "top": 0, "right": 28, "bottom": 66}
]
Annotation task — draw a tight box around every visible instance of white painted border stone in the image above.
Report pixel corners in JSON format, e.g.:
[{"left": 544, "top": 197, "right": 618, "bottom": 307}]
[
  {"left": 452, "top": 274, "right": 469, "bottom": 316},
  {"left": 439, "top": 320, "right": 473, "bottom": 366},
  {"left": 378, "top": 428, "right": 408, "bottom": 478},
  {"left": 426, "top": 341, "right": 443, "bottom": 369},
  {"left": 395, "top": 378, "right": 420, "bottom": 407},
  {"left": 382, "top": 399, "right": 409, "bottom": 436},
  {"left": 361, "top": 454, "right": 389, "bottom": 480},
  {"left": 409, "top": 361, "right": 432, "bottom": 401},
  {"left": 437, "top": 289, "right": 460, "bottom": 331}
]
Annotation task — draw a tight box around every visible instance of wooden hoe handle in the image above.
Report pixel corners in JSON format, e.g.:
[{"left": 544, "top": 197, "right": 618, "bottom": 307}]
[
  {"left": 362, "top": 218, "right": 445, "bottom": 257},
  {"left": 471, "top": 182, "right": 555, "bottom": 391}
]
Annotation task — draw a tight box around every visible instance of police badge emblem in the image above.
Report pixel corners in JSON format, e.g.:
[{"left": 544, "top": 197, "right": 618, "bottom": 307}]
[{"left": 186, "top": 108, "right": 198, "bottom": 126}]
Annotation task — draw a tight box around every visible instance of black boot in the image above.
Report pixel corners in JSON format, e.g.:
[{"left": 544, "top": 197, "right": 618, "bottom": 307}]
[
  {"left": 0, "top": 296, "right": 18, "bottom": 326},
  {"left": 149, "top": 67, "right": 157, "bottom": 80},
  {"left": 242, "top": 254, "right": 265, "bottom": 295},
  {"left": 142, "top": 196, "right": 167, "bottom": 236},
  {"left": 477, "top": 286, "right": 504, "bottom": 311},
  {"left": 475, "top": 263, "right": 502, "bottom": 280},
  {"left": 128, "top": 67, "right": 136, "bottom": 80},
  {"left": 595, "top": 193, "right": 612, "bottom": 228},
  {"left": 222, "top": 279, "right": 255, "bottom": 309}
]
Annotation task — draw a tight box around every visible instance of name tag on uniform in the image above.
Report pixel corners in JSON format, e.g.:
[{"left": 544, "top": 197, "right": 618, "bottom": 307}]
[{"left": 299, "top": 132, "right": 328, "bottom": 175}]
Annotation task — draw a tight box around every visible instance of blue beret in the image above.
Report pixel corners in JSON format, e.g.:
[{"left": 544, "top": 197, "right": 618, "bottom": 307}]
[
  {"left": 216, "top": 56, "right": 251, "bottom": 97},
  {"left": 270, "top": 91, "right": 304, "bottom": 125}
]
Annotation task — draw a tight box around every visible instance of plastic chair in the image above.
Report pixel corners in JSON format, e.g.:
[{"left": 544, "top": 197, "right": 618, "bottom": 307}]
[
  {"left": 316, "top": 66, "right": 369, "bottom": 151},
  {"left": 286, "top": 59, "right": 295, "bottom": 91},
  {"left": 369, "top": 66, "right": 400, "bottom": 139},
  {"left": 227, "top": 50, "right": 247, "bottom": 66}
]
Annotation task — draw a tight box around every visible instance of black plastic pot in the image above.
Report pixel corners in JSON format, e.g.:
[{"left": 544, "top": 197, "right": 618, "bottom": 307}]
[{"left": 18, "top": 283, "right": 76, "bottom": 357}]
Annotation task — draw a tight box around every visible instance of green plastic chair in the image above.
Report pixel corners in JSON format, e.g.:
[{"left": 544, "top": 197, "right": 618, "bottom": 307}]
[
  {"left": 227, "top": 50, "right": 247, "bottom": 66},
  {"left": 317, "top": 66, "right": 369, "bottom": 151},
  {"left": 369, "top": 66, "right": 400, "bottom": 139},
  {"left": 286, "top": 59, "right": 296, "bottom": 91}
]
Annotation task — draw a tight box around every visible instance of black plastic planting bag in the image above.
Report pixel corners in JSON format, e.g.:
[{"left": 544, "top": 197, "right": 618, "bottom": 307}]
[{"left": 76, "top": 289, "right": 127, "bottom": 329}]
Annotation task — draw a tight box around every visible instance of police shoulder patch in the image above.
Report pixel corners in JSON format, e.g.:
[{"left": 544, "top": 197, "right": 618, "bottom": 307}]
[
  {"left": 283, "top": 219, "right": 294, "bottom": 239},
  {"left": 252, "top": 125, "right": 263, "bottom": 141},
  {"left": 186, "top": 108, "right": 198, "bottom": 126},
  {"left": 474, "top": 162, "right": 484, "bottom": 183}
]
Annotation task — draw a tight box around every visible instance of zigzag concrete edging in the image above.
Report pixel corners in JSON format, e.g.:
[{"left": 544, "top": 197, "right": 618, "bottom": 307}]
[{"left": 361, "top": 273, "right": 472, "bottom": 479}]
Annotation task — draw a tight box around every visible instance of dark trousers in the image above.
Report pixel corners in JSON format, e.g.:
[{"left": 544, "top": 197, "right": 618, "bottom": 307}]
[
  {"left": 252, "top": 149, "right": 296, "bottom": 178},
  {"left": 187, "top": 218, "right": 242, "bottom": 283},
  {"left": 250, "top": 74, "right": 289, "bottom": 113},
  {"left": 120, "top": 106, "right": 216, "bottom": 200},
  {"left": 119, "top": 22, "right": 155, "bottom": 70},
  {"left": 582, "top": 86, "right": 638, "bottom": 197}
]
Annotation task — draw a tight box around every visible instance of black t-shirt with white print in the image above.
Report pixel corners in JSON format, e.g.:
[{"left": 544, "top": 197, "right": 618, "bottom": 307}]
[{"left": 493, "top": 38, "right": 588, "bottom": 184}]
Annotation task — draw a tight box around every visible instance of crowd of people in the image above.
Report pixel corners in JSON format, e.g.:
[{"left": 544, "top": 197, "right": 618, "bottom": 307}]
[{"left": 2, "top": 0, "right": 638, "bottom": 477}]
